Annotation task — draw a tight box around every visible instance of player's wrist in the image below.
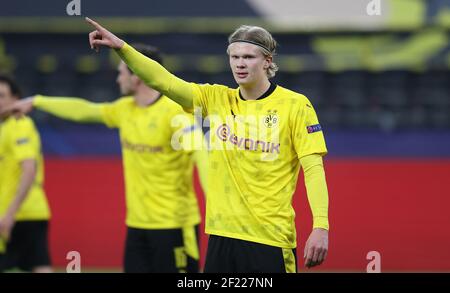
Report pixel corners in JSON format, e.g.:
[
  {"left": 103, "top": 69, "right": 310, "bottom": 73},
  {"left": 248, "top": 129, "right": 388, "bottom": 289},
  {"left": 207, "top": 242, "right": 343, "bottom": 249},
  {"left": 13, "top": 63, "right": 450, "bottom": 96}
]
[
  {"left": 115, "top": 40, "right": 128, "bottom": 51},
  {"left": 115, "top": 39, "right": 125, "bottom": 49},
  {"left": 32, "top": 95, "right": 45, "bottom": 106}
]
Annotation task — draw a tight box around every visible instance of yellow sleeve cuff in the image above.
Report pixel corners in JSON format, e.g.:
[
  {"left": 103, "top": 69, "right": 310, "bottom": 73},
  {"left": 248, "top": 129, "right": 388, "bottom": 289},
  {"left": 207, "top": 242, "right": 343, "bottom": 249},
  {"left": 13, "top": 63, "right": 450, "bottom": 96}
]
[
  {"left": 33, "top": 94, "right": 45, "bottom": 107},
  {"left": 313, "top": 217, "right": 329, "bottom": 230}
]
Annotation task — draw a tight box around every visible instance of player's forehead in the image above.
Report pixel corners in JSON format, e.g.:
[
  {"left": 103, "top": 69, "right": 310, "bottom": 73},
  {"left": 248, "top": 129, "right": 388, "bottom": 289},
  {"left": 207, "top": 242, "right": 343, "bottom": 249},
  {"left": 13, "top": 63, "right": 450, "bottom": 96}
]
[{"left": 228, "top": 42, "right": 262, "bottom": 56}]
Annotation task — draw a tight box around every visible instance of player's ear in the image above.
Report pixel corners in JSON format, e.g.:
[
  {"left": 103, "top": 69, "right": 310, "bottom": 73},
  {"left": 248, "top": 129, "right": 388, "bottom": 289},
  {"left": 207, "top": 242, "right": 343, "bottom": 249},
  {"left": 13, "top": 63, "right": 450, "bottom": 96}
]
[
  {"left": 131, "top": 74, "right": 141, "bottom": 85},
  {"left": 264, "top": 56, "right": 272, "bottom": 70}
]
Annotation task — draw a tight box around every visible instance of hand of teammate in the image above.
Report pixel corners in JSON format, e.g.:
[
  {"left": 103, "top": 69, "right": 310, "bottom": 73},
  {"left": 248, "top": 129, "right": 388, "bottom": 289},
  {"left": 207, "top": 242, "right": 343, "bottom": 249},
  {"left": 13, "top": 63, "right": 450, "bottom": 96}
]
[
  {"left": 304, "top": 228, "right": 328, "bottom": 268},
  {"left": 86, "top": 17, "right": 124, "bottom": 52},
  {"left": 0, "top": 96, "right": 34, "bottom": 117}
]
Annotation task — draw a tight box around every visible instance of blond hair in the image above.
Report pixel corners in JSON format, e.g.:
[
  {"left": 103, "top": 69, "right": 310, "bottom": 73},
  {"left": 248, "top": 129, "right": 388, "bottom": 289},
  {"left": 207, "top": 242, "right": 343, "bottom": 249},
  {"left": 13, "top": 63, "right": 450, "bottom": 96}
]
[{"left": 228, "top": 25, "right": 278, "bottom": 78}]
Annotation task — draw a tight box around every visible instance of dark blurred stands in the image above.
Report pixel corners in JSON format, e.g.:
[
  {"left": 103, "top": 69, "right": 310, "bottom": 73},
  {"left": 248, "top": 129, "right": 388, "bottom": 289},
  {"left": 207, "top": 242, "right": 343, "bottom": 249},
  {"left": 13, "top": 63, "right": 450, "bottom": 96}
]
[{"left": 0, "top": 0, "right": 448, "bottom": 133}]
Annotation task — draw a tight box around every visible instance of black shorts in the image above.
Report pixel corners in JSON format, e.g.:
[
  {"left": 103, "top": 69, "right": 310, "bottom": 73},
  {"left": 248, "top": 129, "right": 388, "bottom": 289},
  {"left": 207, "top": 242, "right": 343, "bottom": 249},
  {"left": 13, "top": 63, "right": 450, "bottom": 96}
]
[
  {"left": 204, "top": 235, "right": 297, "bottom": 273},
  {"left": 0, "top": 220, "right": 51, "bottom": 272},
  {"left": 124, "top": 225, "right": 200, "bottom": 273}
]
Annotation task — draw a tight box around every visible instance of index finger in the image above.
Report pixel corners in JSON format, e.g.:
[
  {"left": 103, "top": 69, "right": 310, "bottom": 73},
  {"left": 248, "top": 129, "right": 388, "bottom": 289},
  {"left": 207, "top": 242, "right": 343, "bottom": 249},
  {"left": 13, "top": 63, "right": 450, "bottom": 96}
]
[{"left": 85, "top": 17, "right": 104, "bottom": 31}]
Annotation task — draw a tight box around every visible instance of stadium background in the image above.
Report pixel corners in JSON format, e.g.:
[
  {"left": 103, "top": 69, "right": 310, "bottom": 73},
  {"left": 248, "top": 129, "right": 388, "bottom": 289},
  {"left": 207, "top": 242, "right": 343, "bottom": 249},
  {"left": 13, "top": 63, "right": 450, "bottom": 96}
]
[{"left": 1, "top": 0, "right": 449, "bottom": 272}]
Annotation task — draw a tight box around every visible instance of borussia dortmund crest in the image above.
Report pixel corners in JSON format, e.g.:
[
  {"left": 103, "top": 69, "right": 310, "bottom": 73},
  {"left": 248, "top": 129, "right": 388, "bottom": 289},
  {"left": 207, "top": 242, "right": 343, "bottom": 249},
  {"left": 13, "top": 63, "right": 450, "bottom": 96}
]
[{"left": 263, "top": 110, "right": 278, "bottom": 128}]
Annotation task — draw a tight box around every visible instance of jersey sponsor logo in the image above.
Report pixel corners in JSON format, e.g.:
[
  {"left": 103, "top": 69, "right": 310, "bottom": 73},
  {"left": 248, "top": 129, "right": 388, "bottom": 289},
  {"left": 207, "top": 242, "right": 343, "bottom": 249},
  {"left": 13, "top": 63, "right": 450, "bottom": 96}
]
[
  {"left": 307, "top": 124, "right": 322, "bottom": 134},
  {"left": 216, "top": 124, "right": 280, "bottom": 154},
  {"left": 16, "top": 138, "right": 30, "bottom": 145},
  {"left": 263, "top": 110, "right": 278, "bottom": 128},
  {"left": 121, "top": 139, "right": 163, "bottom": 153}
]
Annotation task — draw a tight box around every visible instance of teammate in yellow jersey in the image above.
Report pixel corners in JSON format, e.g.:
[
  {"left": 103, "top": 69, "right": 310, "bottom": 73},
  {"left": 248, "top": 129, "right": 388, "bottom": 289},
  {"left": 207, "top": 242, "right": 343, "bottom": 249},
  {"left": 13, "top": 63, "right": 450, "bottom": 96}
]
[
  {"left": 5, "top": 45, "right": 207, "bottom": 273},
  {"left": 0, "top": 75, "right": 52, "bottom": 273},
  {"left": 83, "top": 18, "right": 329, "bottom": 273}
]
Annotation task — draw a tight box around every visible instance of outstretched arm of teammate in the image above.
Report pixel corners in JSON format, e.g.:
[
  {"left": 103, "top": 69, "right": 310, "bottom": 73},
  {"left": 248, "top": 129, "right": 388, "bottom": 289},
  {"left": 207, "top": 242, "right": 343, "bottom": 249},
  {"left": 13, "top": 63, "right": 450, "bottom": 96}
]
[
  {"left": 85, "top": 17, "right": 194, "bottom": 110},
  {"left": 300, "top": 154, "right": 329, "bottom": 268},
  {"left": 5, "top": 95, "right": 104, "bottom": 123}
]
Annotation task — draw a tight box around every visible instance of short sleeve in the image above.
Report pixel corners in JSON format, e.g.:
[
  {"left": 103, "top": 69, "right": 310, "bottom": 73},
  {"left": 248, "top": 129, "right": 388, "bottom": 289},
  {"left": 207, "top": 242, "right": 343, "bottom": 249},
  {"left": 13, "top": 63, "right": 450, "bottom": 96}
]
[{"left": 11, "top": 118, "right": 39, "bottom": 161}]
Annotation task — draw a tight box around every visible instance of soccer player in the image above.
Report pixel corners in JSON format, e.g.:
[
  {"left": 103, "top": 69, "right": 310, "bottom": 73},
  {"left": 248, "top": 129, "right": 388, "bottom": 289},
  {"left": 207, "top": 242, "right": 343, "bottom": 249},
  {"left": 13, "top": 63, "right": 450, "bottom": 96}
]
[
  {"left": 5, "top": 45, "right": 206, "bottom": 273},
  {"left": 0, "top": 75, "right": 52, "bottom": 273},
  {"left": 85, "top": 18, "right": 330, "bottom": 273}
]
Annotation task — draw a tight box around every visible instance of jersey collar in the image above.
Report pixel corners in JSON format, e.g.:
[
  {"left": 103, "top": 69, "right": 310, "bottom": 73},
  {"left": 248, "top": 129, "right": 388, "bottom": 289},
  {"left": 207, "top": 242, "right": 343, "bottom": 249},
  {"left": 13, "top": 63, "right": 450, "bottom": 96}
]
[{"left": 238, "top": 82, "right": 277, "bottom": 101}]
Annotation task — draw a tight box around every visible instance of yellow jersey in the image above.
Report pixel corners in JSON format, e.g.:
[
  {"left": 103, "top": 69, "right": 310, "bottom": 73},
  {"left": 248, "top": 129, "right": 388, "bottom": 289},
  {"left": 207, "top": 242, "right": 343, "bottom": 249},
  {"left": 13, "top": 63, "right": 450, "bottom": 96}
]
[
  {"left": 191, "top": 84, "right": 327, "bottom": 248},
  {"left": 0, "top": 116, "right": 50, "bottom": 221},
  {"left": 100, "top": 96, "right": 201, "bottom": 229}
]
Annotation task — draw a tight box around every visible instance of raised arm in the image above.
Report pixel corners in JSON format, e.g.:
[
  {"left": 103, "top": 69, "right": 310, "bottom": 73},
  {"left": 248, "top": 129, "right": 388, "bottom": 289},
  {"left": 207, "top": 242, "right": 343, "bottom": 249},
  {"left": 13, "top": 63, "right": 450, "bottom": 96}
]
[{"left": 86, "top": 17, "right": 194, "bottom": 109}]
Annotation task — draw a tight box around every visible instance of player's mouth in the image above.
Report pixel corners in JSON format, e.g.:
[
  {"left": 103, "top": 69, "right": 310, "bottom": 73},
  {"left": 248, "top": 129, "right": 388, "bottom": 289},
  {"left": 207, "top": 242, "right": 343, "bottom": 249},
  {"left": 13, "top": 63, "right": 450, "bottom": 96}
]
[{"left": 236, "top": 72, "right": 248, "bottom": 79}]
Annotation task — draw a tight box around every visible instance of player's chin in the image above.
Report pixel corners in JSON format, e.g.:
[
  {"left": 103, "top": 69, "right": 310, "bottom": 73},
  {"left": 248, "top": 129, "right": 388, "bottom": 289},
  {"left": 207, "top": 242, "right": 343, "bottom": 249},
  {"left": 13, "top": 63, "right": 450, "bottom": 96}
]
[{"left": 234, "top": 76, "right": 251, "bottom": 86}]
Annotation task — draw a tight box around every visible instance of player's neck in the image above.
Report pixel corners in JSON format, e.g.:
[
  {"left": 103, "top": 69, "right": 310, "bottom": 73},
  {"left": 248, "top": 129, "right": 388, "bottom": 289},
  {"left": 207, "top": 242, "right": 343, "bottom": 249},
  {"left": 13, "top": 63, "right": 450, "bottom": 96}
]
[
  {"left": 239, "top": 79, "right": 271, "bottom": 101},
  {"left": 134, "top": 87, "right": 161, "bottom": 107}
]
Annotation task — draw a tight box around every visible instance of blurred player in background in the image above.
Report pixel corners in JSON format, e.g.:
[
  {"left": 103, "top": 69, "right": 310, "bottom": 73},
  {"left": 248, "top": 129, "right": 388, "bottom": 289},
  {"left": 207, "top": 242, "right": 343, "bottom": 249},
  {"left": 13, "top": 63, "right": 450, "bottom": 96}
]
[
  {"left": 84, "top": 18, "right": 330, "bottom": 273},
  {"left": 5, "top": 45, "right": 207, "bottom": 273},
  {"left": 0, "top": 75, "right": 52, "bottom": 273}
]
